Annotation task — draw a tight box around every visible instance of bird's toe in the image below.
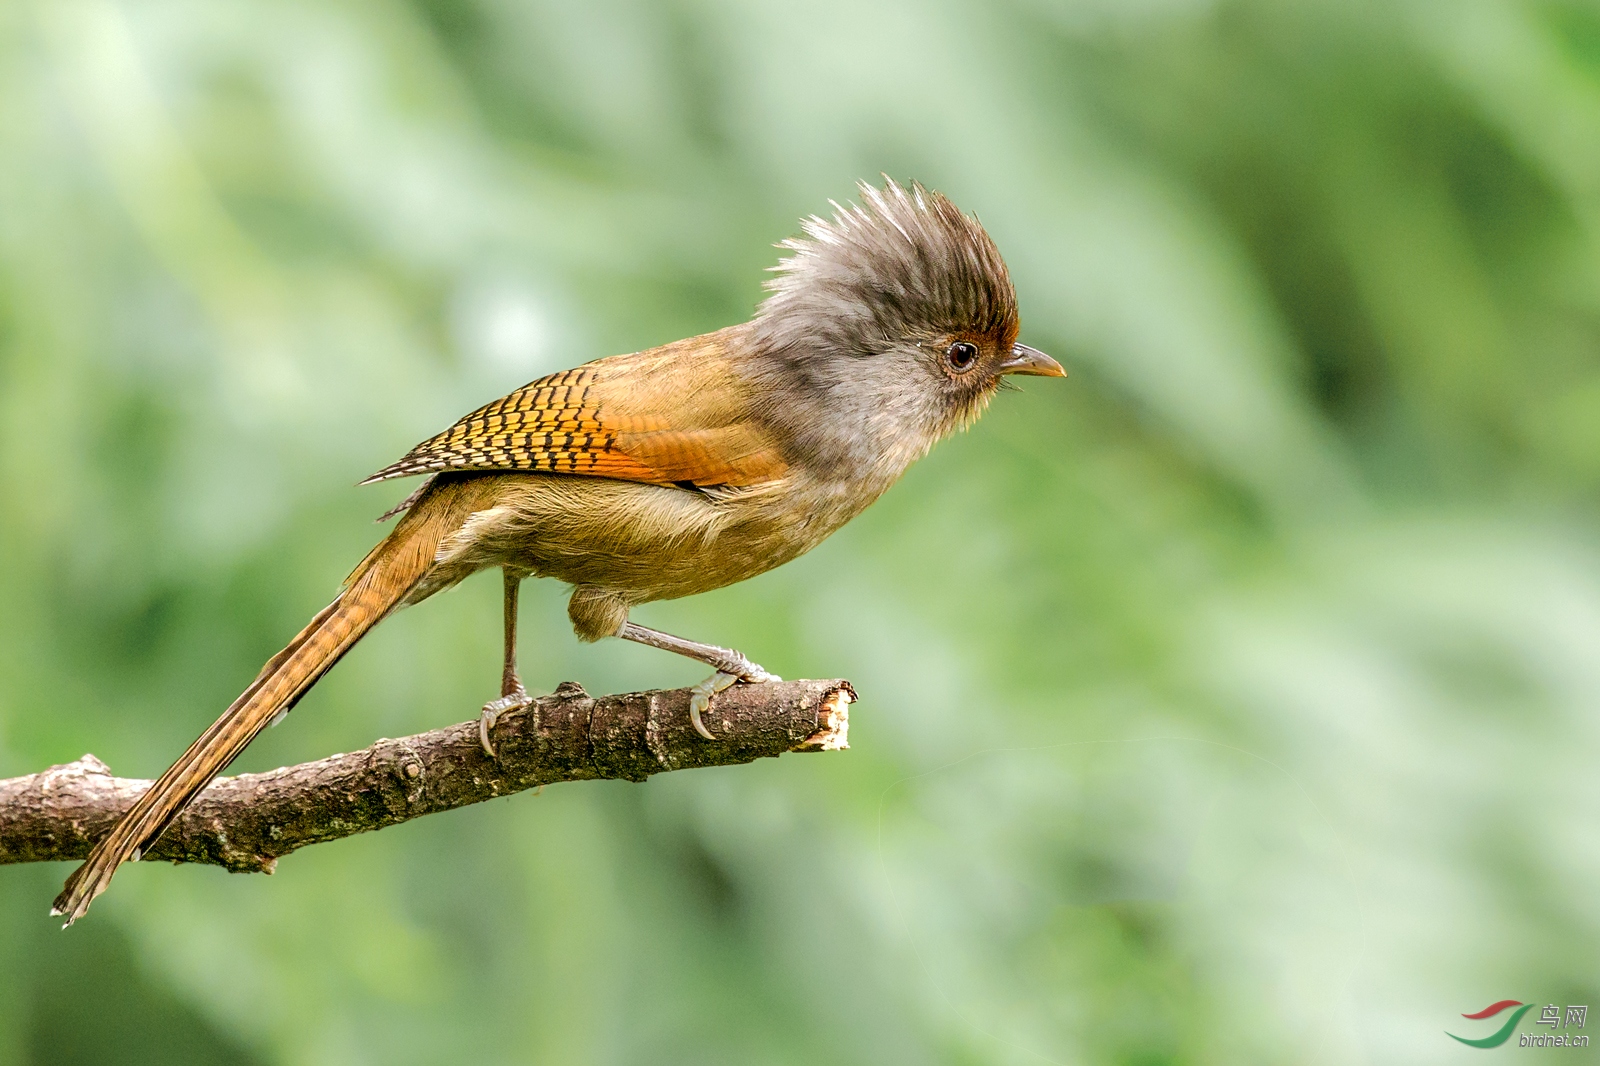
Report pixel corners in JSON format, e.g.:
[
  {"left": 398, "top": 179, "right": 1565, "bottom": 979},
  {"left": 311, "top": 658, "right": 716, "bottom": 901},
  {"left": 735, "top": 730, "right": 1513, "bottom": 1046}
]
[{"left": 480, "top": 684, "right": 534, "bottom": 758}]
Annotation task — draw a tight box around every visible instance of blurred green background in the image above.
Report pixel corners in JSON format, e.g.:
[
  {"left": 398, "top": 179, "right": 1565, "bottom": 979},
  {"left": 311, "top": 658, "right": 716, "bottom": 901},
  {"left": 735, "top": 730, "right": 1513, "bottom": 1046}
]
[{"left": 3, "top": 0, "right": 1599, "bottom": 1062}]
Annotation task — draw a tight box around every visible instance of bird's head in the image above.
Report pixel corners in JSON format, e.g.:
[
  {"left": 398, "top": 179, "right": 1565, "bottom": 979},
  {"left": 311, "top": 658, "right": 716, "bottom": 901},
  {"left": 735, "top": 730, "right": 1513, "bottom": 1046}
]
[{"left": 750, "top": 179, "right": 1062, "bottom": 464}]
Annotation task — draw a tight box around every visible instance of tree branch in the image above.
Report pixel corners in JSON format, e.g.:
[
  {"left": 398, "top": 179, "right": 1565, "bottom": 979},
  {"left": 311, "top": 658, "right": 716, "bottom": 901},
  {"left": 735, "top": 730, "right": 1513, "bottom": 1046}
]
[{"left": 0, "top": 678, "right": 854, "bottom": 871}]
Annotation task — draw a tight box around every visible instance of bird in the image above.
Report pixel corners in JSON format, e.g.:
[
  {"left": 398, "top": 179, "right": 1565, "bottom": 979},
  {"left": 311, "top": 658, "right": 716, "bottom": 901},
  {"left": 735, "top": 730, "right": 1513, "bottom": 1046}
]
[{"left": 51, "top": 178, "right": 1064, "bottom": 924}]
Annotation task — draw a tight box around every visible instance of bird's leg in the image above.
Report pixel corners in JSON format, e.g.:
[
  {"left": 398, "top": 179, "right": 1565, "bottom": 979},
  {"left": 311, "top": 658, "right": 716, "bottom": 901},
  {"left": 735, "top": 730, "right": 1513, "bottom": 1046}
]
[
  {"left": 617, "top": 621, "right": 780, "bottom": 740},
  {"left": 480, "top": 568, "right": 533, "bottom": 757}
]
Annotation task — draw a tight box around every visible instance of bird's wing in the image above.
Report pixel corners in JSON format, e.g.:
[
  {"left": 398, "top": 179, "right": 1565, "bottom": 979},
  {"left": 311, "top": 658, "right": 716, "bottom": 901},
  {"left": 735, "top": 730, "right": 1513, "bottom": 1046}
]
[{"left": 362, "top": 334, "right": 789, "bottom": 489}]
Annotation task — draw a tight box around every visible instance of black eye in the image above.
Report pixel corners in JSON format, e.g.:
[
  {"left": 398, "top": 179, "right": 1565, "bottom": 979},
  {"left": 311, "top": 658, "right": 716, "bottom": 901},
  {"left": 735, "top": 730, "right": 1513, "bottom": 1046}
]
[{"left": 946, "top": 341, "right": 979, "bottom": 372}]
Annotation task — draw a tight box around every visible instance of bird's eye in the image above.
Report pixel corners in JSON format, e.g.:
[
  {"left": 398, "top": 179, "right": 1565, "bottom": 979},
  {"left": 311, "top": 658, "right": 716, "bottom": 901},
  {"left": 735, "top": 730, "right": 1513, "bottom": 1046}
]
[{"left": 946, "top": 341, "right": 979, "bottom": 372}]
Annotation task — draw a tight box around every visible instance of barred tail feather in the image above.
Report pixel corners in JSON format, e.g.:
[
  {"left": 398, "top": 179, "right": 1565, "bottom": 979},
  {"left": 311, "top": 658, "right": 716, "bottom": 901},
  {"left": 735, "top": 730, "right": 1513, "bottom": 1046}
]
[{"left": 51, "top": 483, "right": 467, "bottom": 925}]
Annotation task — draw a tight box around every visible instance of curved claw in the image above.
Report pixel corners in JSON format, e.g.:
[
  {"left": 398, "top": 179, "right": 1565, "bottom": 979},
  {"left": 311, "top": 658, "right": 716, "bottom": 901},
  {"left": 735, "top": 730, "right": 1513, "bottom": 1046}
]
[
  {"left": 688, "top": 672, "right": 737, "bottom": 739},
  {"left": 480, "top": 685, "right": 533, "bottom": 758},
  {"left": 687, "top": 668, "right": 782, "bottom": 740}
]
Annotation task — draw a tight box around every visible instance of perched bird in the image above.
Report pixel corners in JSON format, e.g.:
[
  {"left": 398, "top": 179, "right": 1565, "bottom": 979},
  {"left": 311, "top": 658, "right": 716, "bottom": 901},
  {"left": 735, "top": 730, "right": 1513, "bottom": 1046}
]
[{"left": 52, "top": 178, "right": 1063, "bottom": 924}]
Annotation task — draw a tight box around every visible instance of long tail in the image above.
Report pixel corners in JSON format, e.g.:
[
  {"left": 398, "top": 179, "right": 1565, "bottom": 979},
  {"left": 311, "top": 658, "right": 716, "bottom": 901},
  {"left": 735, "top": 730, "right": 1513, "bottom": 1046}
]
[{"left": 52, "top": 482, "right": 473, "bottom": 925}]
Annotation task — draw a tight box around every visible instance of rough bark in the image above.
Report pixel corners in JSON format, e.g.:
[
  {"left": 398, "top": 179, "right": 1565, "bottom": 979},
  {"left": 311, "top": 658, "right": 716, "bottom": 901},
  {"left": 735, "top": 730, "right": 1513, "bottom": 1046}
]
[{"left": 0, "top": 678, "right": 854, "bottom": 871}]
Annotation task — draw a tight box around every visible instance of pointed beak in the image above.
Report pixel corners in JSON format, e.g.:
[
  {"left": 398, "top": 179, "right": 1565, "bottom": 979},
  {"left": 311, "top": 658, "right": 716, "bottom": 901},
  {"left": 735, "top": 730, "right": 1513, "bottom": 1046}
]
[{"left": 998, "top": 343, "right": 1066, "bottom": 377}]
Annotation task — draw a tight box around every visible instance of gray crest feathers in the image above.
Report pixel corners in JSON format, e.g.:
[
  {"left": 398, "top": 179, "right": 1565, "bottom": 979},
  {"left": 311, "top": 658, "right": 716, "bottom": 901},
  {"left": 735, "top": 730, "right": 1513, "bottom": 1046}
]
[{"left": 755, "top": 179, "right": 1017, "bottom": 355}]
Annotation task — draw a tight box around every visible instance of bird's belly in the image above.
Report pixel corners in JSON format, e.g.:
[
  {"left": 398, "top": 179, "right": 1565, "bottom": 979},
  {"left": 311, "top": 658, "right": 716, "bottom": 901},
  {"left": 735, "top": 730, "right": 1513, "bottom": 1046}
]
[{"left": 458, "top": 473, "right": 857, "bottom": 603}]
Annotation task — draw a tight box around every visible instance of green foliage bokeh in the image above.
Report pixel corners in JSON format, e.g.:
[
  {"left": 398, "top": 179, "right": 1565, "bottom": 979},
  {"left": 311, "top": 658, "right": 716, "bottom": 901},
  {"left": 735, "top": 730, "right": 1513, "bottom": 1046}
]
[{"left": 2, "top": 0, "right": 1599, "bottom": 1063}]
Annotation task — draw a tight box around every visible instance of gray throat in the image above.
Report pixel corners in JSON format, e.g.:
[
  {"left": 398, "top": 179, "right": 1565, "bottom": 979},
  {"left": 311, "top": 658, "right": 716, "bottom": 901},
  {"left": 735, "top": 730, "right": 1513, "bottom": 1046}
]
[{"left": 736, "top": 322, "right": 945, "bottom": 496}]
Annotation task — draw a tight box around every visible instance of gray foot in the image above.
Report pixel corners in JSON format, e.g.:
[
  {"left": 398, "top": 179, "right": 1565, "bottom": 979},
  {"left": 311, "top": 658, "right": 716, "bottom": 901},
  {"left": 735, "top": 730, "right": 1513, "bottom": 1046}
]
[
  {"left": 688, "top": 666, "right": 780, "bottom": 740},
  {"left": 480, "top": 683, "right": 534, "bottom": 757}
]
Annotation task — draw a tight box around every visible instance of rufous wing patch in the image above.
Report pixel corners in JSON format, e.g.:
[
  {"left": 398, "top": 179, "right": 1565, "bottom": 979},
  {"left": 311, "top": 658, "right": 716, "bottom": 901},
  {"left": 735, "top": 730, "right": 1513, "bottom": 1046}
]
[
  {"left": 363, "top": 338, "right": 789, "bottom": 489},
  {"left": 614, "top": 424, "right": 789, "bottom": 486}
]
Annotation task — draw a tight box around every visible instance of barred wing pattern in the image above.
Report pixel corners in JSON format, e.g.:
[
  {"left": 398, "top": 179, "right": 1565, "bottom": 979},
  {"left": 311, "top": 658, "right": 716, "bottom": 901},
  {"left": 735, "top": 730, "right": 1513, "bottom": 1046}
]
[{"left": 363, "top": 345, "right": 789, "bottom": 489}]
